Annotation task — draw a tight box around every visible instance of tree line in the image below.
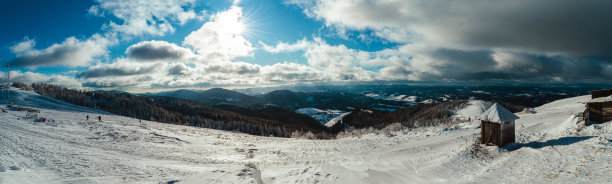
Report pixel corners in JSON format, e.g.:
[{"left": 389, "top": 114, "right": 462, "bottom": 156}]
[{"left": 30, "top": 83, "right": 331, "bottom": 138}]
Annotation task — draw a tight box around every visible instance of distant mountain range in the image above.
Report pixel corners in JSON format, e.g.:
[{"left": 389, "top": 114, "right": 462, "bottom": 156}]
[
  {"left": 21, "top": 82, "right": 605, "bottom": 138},
  {"left": 31, "top": 83, "right": 330, "bottom": 137},
  {"left": 149, "top": 88, "right": 406, "bottom": 111}
]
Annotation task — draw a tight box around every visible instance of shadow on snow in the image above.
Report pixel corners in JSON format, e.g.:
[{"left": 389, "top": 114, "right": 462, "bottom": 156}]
[{"left": 504, "top": 136, "right": 596, "bottom": 151}]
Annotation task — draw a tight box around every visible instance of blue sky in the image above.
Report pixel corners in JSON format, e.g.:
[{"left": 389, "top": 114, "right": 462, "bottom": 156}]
[{"left": 1, "top": 0, "right": 611, "bottom": 92}]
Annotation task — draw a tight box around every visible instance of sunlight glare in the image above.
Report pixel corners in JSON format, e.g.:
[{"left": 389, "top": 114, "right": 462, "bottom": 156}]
[{"left": 218, "top": 6, "right": 247, "bottom": 35}]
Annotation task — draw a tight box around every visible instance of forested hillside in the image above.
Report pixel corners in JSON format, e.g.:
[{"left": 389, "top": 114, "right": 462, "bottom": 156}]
[
  {"left": 23, "top": 83, "right": 528, "bottom": 138},
  {"left": 342, "top": 100, "right": 468, "bottom": 129},
  {"left": 29, "top": 83, "right": 330, "bottom": 138}
]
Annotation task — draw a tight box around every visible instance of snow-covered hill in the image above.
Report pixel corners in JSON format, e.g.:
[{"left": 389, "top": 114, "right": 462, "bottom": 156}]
[
  {"left": 295, "top": 107, "right": 344, "bottom": 125},
  {"left": 453, "top": 100, "right": 493, "bottom": 121},
  {"left": 0, "top": 89, "right": 610, "bottom": 183}
]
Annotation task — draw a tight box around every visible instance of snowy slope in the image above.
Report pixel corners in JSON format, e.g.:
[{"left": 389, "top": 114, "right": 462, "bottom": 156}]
[
  {"left": 0, "top": 89, "right": 611, "bottom": 184},
  {"left": 323, "top": 111, "right": 351, "bottom": 128},
  {"left": 453, "top": 100, "right": 493, "bottom": 121},
  {"left": 295, "top": 108, "right": 344, "bottom": 125}
]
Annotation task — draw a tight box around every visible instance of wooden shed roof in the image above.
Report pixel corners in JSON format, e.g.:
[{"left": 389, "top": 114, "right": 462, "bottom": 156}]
[
  {"left": 582, "top": 95, "right": 612, "bottom": 103},
  {"left": 478, "top": 103, "right": 519, "bottom": 123}
]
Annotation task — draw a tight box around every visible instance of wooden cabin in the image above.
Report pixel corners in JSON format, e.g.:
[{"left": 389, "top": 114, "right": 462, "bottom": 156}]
[
  {"left": 479, "top": 103, "right": 519, "bottom": 147},
  {"left": 585, "top": 89, "right": 612, "bottom": 123}
]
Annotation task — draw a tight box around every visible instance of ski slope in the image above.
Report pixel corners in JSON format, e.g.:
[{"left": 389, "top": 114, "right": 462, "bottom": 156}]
[{"left": 0, "top": 89, "right": 610, "bottom": 183}]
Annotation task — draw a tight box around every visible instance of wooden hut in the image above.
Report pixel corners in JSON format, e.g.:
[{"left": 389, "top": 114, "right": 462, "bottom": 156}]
[
  {"left": 479, "top": 103, "right": 519, "bottom": 147},
  {"left": 584, "top": 89, "right": 612, "bottom": 123}
]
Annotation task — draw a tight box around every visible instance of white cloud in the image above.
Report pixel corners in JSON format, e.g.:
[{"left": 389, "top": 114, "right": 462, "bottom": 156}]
[
  {"left": 10, "top": 37, "right": 36, "bottom": 54},
  {"left": 91, "top": 0, "right": 201, "bottom": 37},
  {"left": 177, "top": 10, "right": 197, "bottom": 25},
  {"left": 260, "top": 38, "right": 311, "bottom": 53},
  {"left": 0, "top": 71, "right": 82, "bottom": 89},
  {"left": 261, "top": 62, "right": 322, "bottom": 82},
  {"left": 9, "top": 34, "right": 115, "bottom": 68},
  {"left": 261, "top": 37, "right": 377, "bottom": 81},
  {"left": 88, "top": 5, "right": 103, "bottom": 17},
  {"left": 284, "top": 0, "right": 612, "bottom": 83},
  {"left": 291, "top": 0, "right": 612, "bottom": 57},
  {"left": 183, "top": 6, "right": 253, "bottom": 62}
]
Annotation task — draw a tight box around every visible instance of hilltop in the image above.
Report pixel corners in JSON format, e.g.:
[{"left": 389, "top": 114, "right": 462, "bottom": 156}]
[{"left": 0, "top": 87, "right": 610, "bottom": 183}]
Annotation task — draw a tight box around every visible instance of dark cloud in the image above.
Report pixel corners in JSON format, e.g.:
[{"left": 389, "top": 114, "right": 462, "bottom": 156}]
[
  {"left": 204, "top": 62, "right": 261, "bottom": 75},
  {"left": 150, "top": 81, "right": 211, "bottom": 88},
  {"left": 261, "top": 62, "right": 322, "bottom": 82},
  {"left": 291, "top": 0, "right": 612, "bottom": 84},
  {"left": 82, "top": 80, "right": 138, "bottom": 88},
  {"left": 126, "top": 40, "right": 192, "bottom": 61},
  {"left": 167, "top": 63, "right": 192, "bottom": 76},
  {"left": 426, "top": 0, "right": 612, "bottom": 59},
  {"left": 382, "top": 47, "right": 612, "bottom": 82},
  {"left": 8, "top": 35, "right": 111, "bottom": 68},
  {"left": 76, "top": 63, "right": 160, "bottom": 78},
  {"left": 300, "top": 0, "right": 612, "bottom": 59}
]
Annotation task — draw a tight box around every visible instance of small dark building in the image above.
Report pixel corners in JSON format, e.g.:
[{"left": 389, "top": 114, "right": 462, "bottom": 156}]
[
  {"left": 585, "top": 89, "right": 612, "bottom": 123},
  {"left": 479, "top": 103, "right": 519, "bottom": 147}
]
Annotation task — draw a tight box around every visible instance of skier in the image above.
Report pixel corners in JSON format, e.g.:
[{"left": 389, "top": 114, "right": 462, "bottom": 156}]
[
  {"left": 97, "top": 116, "right": 102, "bottom": 122},
  {"left": 86, "top": 115, "right": 89, "bottom": 120}
]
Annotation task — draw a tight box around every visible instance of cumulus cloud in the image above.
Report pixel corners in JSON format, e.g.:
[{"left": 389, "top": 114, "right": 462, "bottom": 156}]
[
  {"left": 183, "top": 6, "right": 253, "bottom": 62},
  {"left": 286, "top": 0, "right": 612, "bottom": 83},
  {"left": 82, "top": 77, "right": 149, "bottom": 89},
  {"left": 8, "top": 34, "right": 114, "bottom": 68},
  {"left": 261, "top": 62, "right": 321, "bottom": 82},
  {"left": 0, "top": 71, "right": 82, "bottom": 89},
  {"left": 293, "top": 0, "right": 612, "bottom": 57},
  {"left": 126, "top": 40, "right": 194, "bottom": 62},
  {"left": 77, "top": 60, "right": 167, "bottom": 89},
  {"left": 76, "top": 60, "right": 162, "bottom": 79},
  {"left": 10, "top": 37, "right": 36, "bottom": 54},
  {"left": 91, "top": 0, "right": 201, "bottom": 37},
  {"left": 261, "top": 37, "right": 377, "bottom": 81},
  {"left": 260, "top": 38, "right": 311, "bottom": 53},
  {"left": 167, "top": 63, "right": 193, "bottom": 76},
  {"left": 202, "top": 61, "right": 261, "bottom": 75},
  {"left": 375, "top": 45, "right": 612, "bottom": 82}
]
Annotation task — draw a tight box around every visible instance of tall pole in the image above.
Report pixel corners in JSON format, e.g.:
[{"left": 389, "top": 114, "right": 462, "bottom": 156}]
[{"left": 5, "top": 64, "right": 8, "bottom": 105}]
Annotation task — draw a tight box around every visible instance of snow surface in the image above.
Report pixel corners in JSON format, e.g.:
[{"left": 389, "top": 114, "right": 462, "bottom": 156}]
[
  {"left": 478, "top": 103, "right": 520, "bottom": 123},
  {"left": 420, "top": 99, "right": 435, "bottom": 104},
  {"left": 1, "top": 89, "right": 611, "bottom": 183},
  {"left": 295, "top": 108, "right": 344, "bottom": 125},
  {"left": 454, "top": 100, "right": 493, "bottom": 121},
  {"left": 364, "top": 93, "right": 417, "bottom": 103},
  {"left": 324, "top": 111, "right": 351, "bottom": 128},
  {"left": 385, "top": 94, "right": 417, "bottom": 102}
]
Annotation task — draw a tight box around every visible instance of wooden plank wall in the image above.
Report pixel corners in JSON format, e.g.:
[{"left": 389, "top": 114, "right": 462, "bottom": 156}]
[
  {"left": 481, "top": 121, "right": 504, "bottom": 146},
  {"left": 587, "top": 102, "right": 612, "bottom": 123},
  {"left": 587, "top": 88, "right": 612, "bottom": 123},
  {"left": 501, "top": 121, "right": 515, "bottom": 146},
  {"left": 603, "top": 102, "right": 612, "bottom": 122}
]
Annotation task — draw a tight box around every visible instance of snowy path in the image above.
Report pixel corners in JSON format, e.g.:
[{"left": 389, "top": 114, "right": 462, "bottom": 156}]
[{"left": 0, "top": 89, "right": 611, "bottom": 183}]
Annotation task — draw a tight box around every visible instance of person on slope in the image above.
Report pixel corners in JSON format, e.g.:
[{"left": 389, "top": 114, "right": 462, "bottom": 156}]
[{"left": 97, "top": 116, "right": 102, "bottom": 122}]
